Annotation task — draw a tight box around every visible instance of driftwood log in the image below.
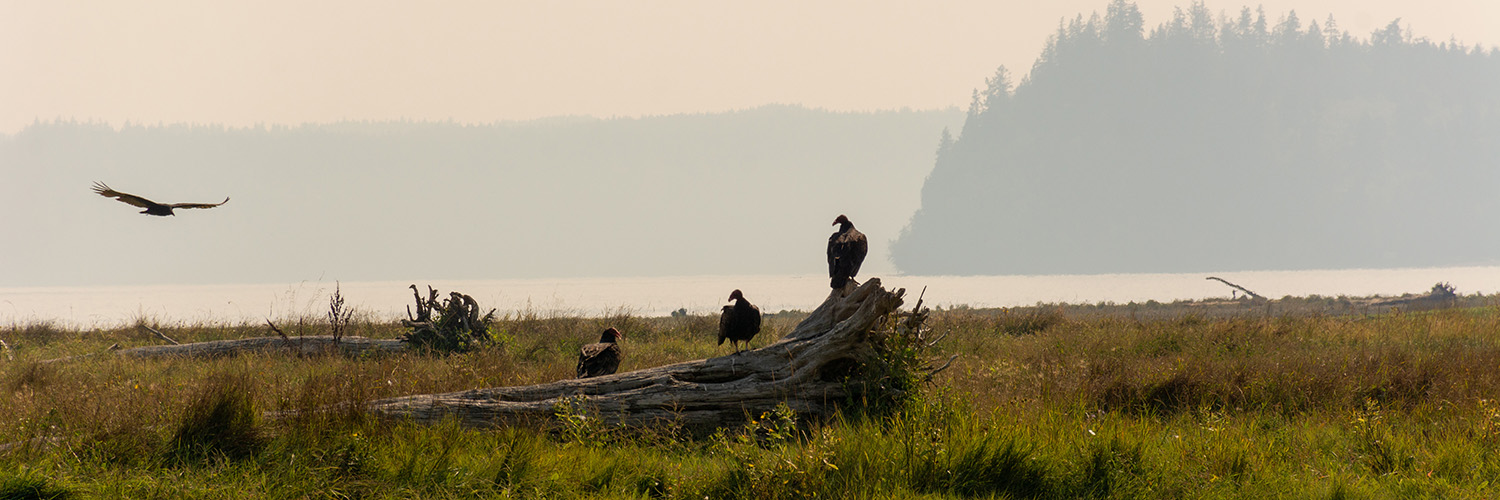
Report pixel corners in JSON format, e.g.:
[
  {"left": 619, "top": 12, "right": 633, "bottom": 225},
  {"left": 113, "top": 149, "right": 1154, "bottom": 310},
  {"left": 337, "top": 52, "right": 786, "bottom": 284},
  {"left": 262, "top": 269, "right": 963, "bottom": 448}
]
[
  {"left": 1366, "top": 282, "right": 1460, "bottom": 312},
  {"left": 368, "top": 278, "right": 909, "bottom": 436},
  {"left": 1205, "top": 276, "right": 1267, "bottom": 301},
  {"left": 42, "top": 336, "right": 407, "bottom": 363},
  {"left": 117, "top": 336, "right": 407, "bottom": 359}
]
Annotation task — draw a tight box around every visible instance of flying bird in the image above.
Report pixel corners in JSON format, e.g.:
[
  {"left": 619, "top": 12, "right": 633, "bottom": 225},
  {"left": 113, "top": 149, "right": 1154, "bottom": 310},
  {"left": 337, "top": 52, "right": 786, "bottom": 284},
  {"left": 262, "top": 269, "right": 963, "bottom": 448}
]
[
  {"left": 576, "top": 327, "right": 623, "bottom": 378},
  {"left": 827, "top": 214, "right": 869, "bottom": 289},
  {"left": 718, "top": 289, "right": 762, "bottom": 355},
  {"left": 92, "top": 182, "right": 229, "bottom": 216}
]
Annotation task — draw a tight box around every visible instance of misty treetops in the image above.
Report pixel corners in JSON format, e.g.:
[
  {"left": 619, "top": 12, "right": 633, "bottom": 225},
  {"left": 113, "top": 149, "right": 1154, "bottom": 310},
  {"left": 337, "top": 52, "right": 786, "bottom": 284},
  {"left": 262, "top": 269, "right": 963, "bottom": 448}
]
[{"left": 892, "top": 0, "right": 1499, "bottom": 275}]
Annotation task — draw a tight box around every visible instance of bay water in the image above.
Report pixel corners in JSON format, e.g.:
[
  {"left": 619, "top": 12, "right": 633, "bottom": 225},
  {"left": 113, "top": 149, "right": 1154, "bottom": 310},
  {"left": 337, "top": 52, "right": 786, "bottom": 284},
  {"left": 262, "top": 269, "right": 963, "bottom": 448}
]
[{"left": 4, "top": 266, "right": 1499, "bottom": 328}]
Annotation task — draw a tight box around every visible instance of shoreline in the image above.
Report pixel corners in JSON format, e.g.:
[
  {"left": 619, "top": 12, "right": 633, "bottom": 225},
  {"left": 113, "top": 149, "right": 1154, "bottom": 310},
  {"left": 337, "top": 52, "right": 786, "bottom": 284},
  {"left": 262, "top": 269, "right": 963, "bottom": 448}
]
[{"left": 5, "top": 267, "right": 1498, "bottom": 328}]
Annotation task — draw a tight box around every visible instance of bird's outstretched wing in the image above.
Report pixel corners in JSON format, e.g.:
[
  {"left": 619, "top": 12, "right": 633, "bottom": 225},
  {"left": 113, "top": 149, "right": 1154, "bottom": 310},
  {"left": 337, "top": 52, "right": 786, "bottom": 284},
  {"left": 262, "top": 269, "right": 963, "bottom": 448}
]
[
  {"left": 92, "top": 182, "right": 160, "bottom": 209},
  {"left": 169, "top": 197, "right": 231, "bottom": 210}
]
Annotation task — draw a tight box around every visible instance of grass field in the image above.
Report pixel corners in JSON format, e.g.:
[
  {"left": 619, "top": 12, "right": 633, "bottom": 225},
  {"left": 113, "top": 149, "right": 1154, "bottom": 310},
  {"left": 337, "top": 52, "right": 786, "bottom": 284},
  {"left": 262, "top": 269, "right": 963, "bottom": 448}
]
[{"left": 2, "top": 293, "right": 1499, "bottom": 499}]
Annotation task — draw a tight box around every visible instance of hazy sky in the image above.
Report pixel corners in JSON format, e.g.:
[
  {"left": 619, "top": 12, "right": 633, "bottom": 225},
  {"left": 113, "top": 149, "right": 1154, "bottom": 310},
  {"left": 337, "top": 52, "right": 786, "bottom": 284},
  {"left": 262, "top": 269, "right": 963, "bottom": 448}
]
[{"left": 4, "top": 0, "right": 1496, "bottom": 134}]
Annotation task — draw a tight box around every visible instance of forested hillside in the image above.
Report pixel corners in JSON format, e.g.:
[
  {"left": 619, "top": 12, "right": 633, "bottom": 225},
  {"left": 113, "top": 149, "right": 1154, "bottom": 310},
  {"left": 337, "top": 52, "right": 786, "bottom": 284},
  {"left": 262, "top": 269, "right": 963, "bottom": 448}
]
[
  {"left": 892, "top": 1, "right": 1500, "bottom": 275},
  {"left": 0, "top": 105, "right": 960, "bottom": 286}
]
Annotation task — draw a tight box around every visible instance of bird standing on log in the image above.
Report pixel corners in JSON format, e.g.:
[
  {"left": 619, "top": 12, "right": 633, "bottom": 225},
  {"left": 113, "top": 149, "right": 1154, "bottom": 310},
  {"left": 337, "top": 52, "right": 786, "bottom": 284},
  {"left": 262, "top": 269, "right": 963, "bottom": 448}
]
[
  {"left": 718, "top": 289, "right": 761, "bottom": 355},
  {"left": 92, "top": 182, "right": 229, "bottom": 216},
  {"left": 827, "top": 214, "right": 868, "bottom": 289},
  {"left": 576, "top": 327, "right": 623, "bottom": 378}
]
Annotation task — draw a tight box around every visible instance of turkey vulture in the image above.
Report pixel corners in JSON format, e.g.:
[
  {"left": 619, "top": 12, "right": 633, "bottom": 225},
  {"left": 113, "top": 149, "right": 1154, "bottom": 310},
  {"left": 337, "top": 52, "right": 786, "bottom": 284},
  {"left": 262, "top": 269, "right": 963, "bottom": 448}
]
[
  {"left": 718, "top": 289, "right": 761, "bottom": 354},
  {"left": 576, "top": 327, "right": 623, "bottom": 378},
  {"left": 92, "top": 182, "right": 229, "bottom": 216},
  {"left": 827, "top": 214, "right": 868, "bottom": 289}
]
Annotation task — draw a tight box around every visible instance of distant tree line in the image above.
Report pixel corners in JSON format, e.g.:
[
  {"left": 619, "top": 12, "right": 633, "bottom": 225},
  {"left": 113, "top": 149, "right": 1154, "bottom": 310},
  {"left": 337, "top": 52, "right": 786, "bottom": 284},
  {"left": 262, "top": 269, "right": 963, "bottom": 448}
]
[
  {"left": 892, "top": 0, "right": 1500, "bottom": 275},
  {"left": 0, "top": 106, "right": 959, "bottom": 286}
]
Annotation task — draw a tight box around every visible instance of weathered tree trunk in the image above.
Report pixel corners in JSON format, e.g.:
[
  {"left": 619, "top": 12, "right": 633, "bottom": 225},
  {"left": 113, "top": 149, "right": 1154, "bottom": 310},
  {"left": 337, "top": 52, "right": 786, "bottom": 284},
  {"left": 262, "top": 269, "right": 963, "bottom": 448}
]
[
  {"left": 368, "top": 279, "right": 908, "bottom": 436},
  {"left": 120, "top": 336, "right": 407, "bottom": 359},
  {"left": 1205, "top": 276, "right": 1267, "bottom": 301},
  {"left": 43, "top": 336, "right": 408, "bottom": 363}
]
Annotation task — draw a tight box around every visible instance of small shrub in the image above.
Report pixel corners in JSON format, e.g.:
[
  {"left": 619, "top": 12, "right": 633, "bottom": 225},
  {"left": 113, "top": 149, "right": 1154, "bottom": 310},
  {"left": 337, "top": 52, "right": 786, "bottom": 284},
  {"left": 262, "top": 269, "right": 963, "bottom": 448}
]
[
  {"left": 327, "top": 282, "right": 353, "bottom": 343},
  {"left": 842, "top": 302, "right": 936, "bottom": 419}
]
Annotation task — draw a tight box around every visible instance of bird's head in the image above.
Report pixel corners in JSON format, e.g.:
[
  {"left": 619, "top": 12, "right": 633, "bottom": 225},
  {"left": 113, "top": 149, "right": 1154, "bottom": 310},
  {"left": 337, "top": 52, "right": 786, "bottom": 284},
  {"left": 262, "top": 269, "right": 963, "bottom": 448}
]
[
  {"left": 728, "top": 289, "right": 744, "bottom": 302},
  {"left": 601, "top": 327, "right": 623, "bottom": 343},
  {"left": 833, "top": 214, "right": 850, "bottom": 227}
]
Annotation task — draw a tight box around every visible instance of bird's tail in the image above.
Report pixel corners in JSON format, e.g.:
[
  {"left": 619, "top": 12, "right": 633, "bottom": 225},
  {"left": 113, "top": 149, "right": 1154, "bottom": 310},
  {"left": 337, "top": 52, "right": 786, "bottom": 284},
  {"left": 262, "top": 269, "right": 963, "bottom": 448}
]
[{"left": 831, "top": 275, "right": 848, "bottom": 289}]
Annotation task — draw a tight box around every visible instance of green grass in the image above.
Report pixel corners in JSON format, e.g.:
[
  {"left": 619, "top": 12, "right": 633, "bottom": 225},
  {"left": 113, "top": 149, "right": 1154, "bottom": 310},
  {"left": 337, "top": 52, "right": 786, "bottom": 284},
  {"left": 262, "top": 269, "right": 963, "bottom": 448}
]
[{"left": 3, "top": 296, "right": 1500, "bottom": 498}]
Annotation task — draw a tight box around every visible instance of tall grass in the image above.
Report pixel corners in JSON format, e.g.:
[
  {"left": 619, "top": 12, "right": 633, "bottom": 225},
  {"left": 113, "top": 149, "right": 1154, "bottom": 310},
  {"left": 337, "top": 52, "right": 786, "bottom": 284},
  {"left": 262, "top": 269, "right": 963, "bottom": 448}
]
[
  {"left": 169, "top": 373, "right": 262, "bottom": 461},
  {"left": 2, "top": 301, "right": 1499, "bottom": 498},
  {"left": 0, "top": 469, "right": 71, "bottom": 500}
]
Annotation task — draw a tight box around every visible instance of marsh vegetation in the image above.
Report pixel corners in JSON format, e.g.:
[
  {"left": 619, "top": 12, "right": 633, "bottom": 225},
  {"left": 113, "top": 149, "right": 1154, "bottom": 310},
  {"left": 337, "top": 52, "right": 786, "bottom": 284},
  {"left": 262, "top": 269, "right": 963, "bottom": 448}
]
[{"left": 2, "top": 293, "right": 1499, "bottom": 498}]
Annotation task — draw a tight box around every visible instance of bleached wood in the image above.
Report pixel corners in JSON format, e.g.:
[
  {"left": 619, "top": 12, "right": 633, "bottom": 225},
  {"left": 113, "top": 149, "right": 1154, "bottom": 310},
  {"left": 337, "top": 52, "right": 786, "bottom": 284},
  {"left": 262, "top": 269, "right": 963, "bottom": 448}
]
[
  {"left": 118, "top": 335, "right": 406, "bottom": 359},
  {"left": 41, "top": 336, "right": 407, "bottom": 363}
]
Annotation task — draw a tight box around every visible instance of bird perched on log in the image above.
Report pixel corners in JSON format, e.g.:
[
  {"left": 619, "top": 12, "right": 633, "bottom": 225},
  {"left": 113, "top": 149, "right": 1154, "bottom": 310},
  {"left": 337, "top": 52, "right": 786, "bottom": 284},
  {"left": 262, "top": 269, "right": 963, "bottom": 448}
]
[
  {"left": 827, "top": 214, "right": 868, "bottom": 289},
  {"left": 92, "top": 182, "right": 229, "bottom": 216},
  {"left": 576, "top": 327, "right": 623, "bottom": 378},
  {"left": 718, "top": 289, "right": 761, "bottom": 355}
]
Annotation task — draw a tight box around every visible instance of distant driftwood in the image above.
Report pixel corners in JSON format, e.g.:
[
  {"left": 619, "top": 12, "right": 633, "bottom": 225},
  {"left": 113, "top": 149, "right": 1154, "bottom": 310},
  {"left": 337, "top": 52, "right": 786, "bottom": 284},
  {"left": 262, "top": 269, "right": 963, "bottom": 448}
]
[
  {"left": 42, "top": 336, "right": 408, "bottom": 364},
  {"left": 1205, "top": 276, "right": 1267, "bottom": 301},
  {"left": 1364, "top": 282, "right": 1460, "bottom": 312},
  {"left": 368, "top": 278, "right": 911, "bottom": 436},
  {"left": 117, "top": 335, "right": 408, "bottom": 359}
]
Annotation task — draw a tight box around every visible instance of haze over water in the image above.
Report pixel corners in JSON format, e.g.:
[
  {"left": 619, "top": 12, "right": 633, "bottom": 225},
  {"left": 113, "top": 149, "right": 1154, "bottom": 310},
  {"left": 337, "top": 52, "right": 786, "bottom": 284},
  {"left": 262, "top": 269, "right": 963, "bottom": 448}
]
[
  {"left": 6, "top": 267, "right": 1498, "bottom": 328},
  {"left": 5, "top": 2, "right": 1496, "bottom": 327}
]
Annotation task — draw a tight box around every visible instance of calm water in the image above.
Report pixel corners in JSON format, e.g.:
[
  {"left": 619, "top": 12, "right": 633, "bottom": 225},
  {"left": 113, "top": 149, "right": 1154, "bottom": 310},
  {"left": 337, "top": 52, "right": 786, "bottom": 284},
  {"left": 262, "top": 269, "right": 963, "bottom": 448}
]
[{"left": 4, "top": 267, "right": 1499, "bottom": 328}]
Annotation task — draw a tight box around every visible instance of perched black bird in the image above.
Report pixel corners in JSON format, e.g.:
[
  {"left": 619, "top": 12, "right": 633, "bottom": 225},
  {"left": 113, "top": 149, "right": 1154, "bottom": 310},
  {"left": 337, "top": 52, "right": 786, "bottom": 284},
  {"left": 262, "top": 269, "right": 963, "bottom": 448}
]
[
  {"left": 92, "top": 182, "right": 229, "bottom": 216},
  {"left": 827, "top": 214, "right": 869, "bottom": 289},
  {"left": 576, "top": 327, "right": 623, "bottom": 378},
  {"left": 718, "top": 289, "right": 762, "bottom": 354}
]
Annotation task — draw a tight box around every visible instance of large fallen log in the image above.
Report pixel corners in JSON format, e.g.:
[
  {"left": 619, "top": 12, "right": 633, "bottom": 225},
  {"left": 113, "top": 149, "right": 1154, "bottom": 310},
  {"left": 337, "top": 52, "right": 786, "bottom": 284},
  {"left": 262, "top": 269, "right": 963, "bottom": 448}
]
[
  {"left": 118, "top": 335, "right": 407, "bottom": 359},
  {"left": 43, "top": 336, "right": 408, "bottom": 363},
  {"left": 368, "top": 278, "right": 910, "bottom": 436}
]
